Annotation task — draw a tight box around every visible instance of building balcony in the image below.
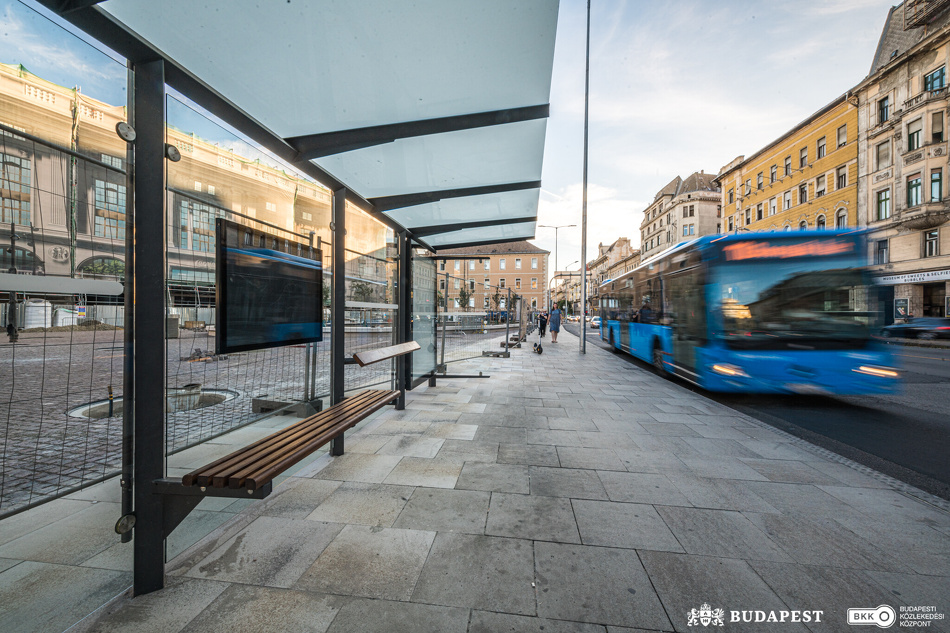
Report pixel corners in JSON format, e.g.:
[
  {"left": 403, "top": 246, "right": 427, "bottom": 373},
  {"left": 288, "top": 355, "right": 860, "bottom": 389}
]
[
  {"left": 894, "top": 201, "right": 950, "bottom": 230},
  {"left": 903, "top": 86, "right": 947, "bottom": 115}
]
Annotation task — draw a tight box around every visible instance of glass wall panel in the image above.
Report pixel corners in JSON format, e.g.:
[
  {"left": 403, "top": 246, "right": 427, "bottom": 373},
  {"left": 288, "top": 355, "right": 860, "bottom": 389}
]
[
  {"left": 411, "top": 249, "right": 437, "bottom": 380},
  {"left": 0, "top": 1, "right": 129, "bottom": 521}
]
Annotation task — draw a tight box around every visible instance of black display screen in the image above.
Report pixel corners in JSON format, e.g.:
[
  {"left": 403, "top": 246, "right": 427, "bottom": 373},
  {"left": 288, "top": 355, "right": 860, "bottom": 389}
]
[{"left": 215, "top": 219, "right": 323, "bottom": 354}]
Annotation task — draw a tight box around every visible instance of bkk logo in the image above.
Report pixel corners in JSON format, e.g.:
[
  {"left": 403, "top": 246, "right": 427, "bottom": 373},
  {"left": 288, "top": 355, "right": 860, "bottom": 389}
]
[{"left": 687, "top": 604, "right": 824, "bottom": 627}]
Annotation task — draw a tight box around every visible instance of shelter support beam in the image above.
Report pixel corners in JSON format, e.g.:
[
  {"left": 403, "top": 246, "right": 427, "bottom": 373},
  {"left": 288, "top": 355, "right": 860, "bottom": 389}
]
[
  {"left": 330, "top": 188, "right": 347, "bottom": 455},
  {"left": 395, "top": 232, "right": 411, "bottom": 410},
  {"left": 287, "top": 105, "right": 549, "bottom": 161},
  {"left": 131, "top": 58, "right": 167, "bottom": 597},
  {"left": 369, "top": 181, "right": 542, "bottom": 213}
]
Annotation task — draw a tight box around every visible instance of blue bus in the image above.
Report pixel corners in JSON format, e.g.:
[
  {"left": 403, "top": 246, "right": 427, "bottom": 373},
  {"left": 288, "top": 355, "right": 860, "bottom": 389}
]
[{"left": 598, "top": 231, "right": 900, "bottom": 394}]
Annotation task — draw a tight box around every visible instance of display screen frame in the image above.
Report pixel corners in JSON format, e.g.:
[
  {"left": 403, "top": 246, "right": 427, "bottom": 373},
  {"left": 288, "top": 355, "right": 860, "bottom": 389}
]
[{"left": 215, "top": 218, "right": 323, "bottom": 354}]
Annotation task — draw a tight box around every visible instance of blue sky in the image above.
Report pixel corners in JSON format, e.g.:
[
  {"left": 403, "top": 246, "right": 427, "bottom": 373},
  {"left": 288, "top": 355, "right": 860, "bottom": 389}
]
[
  {"left": 536, "top": 0, "right": 896, "bottom": 272},
  {"left": 2, "top": 0, "right": 897, "bottom": 274}
]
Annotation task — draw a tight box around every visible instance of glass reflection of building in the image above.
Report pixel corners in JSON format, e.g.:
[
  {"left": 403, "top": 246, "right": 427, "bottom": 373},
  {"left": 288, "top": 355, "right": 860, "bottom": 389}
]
[{"left": 0, "top": 62, "right": 392, "bottom": 316}]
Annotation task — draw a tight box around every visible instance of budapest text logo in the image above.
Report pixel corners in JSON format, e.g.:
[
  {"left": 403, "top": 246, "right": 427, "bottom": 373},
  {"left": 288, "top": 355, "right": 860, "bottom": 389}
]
[
  {"left": 688, "top": 604, "right": 725, "bottom": 627},
  {"left": 848, "top": 605, "right": 897, "bottom": 628}
]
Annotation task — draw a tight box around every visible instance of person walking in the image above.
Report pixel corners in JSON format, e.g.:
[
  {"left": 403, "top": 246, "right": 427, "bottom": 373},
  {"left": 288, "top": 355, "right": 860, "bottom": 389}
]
[
  {"left": 538, "top": 311, "right": 548, "bottom": 338},
  {"left": 549, "top": 306, "right": 562, "bottom": 343}
]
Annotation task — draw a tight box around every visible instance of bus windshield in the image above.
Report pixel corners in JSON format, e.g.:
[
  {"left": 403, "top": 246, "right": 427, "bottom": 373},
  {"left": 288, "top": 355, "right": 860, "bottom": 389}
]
[{"left": 714, "top": 261, "right": 878, "bottom": 350}]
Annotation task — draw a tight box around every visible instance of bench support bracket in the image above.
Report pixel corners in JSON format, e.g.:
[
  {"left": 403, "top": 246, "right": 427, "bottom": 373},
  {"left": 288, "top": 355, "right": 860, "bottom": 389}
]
[{"left": 154, "top": 478, "right": 272, "bottom": 539}]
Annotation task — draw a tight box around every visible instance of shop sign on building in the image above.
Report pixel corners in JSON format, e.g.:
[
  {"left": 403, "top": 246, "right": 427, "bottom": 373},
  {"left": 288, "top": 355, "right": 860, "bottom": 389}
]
[{"left": 875, "top": 269, "right": 950, "bottom": 285}]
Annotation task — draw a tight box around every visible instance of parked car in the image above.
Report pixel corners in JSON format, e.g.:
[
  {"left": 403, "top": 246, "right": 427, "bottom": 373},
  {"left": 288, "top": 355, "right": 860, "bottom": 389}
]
[
  {"left": 881, "top": 317, "right": 950, "bottom": 339},
  {"left": 590, "top": 316, "right": 601, "bottom": 329}
]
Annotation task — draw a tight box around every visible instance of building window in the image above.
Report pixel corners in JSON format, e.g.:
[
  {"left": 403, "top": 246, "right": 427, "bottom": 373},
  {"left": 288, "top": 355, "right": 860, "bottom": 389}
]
[
  {"left": 728, "top": 188, "right": 734, "bottom": 203},
  {"left": 874, "top": 239, "right": 889, "bottom": 264},
  {"left": 439, "top": 279, "right": 445, "bottom": 290},
  {"left": 717, "top": 205, "right": 722, "bottom": 217},
  {"left": 745, "top": 208, "right": 751, "bottom": 224},
  {"left": 924, "top": 229, "right": 939, "bottom": 257},
  {"left": 728, "top": 217, "right": 734, "bottom": 231},
  {"left": 301, "top": 211, "right": 312, "bottom": 221},
  {"left": 454, "top": 278, "right": 460, "bottom": 289},
  {"left": 798, "top": 183, "right": 807, "bottom": 204},
  {"left": 876, "top": 141, "right": 891, "bottom": 170},
  {"left": 757, "top": 172, "right": 763, "bottom": 189},
  {"left": 837, "top": 166, "right": 847, "bottom": 189},
  {"left": 100, "top": 153, "right": 123, "bottom": 169},
  {"left": 683, "top": 207, "right": 688, "bottom": 218},
  {"left": 207, "top": 185, "right": 215, "bottom": 195},
  {"left": 499, "top": 278, "right": 505, "bottom": 288},
  {"left": 94, "top": 179, "right": 126, "bottom": 239},
  {"left": 836, "top": 210, "right": 847, "bottom": 228},
  {"left": 769, "top": 198, "right": 777, "bottom": 216},
  {"left": 799, "top": 147, "right": 807, "bottom": 168},
  {"left": 531, "top": 278, "right": 538, "bottom": 289},
  {"left": 770, "top": 165, "right": 777, "bottom": 183},
  {"left": 816, "top": 215, "right": 826, "bottom": 230},
  {"left": 454, "top": 260, "right": 460, "bottom": 271},
  {"left": 817, "top": 136, "right": 826, "bottom": 159},
  {"left": 484, "top": 278, "right": 490, "bottom": 288},
  {"left": 439, "top": 261, "right": 445, "bottom": 271},
  {"left": 515, "top": 258, "right": 522, "bottom": 269},
  {"left": 194, "top": 181, "right": 202, "bottom": 192},
  {"left": 531, "top": 298, "right": 537, "bottom": 309},
  {"left": 783, "top": 224, "right": 791, "bottom": 232},
  {"left": 837, "top": 124, "right": 847, "bottom": 147},
  {"left": 484, "top": 260, "right": 490, "bottom": 270},
  {"left": 932, "top": 169, "right": 943, "bottom": 201},
  {"left": 876, "top": 189, "right": 891, "bottom": 220},
  {"left": 784, "top": 156, "right": 791, "bottom": 176},
  {"left": 908, "top": 119, "right": 922, "bottom": 151},
  {"left": 689, "top": 205, "right": 695, "bottom": 217},
  {"left": 1, "top": 153, "right": 31, "bottom": 225},
  {"left": 799, "top": 221, "right": 807, "bottom": 231},
  {"left": 816, "top": 175, "right": 825, "bottom": 197},
  {"left": 682, "top": 225, "right": 688, "bottom": 237},
  {"left": 783, "top": 191, "right": 792, "bottom": 210},
  {"left": 469, "top": 279, "right": 476, "bottom": 291},
  {"left": 531, "top": 257, "right": 538, "bottom": 269},
  {"left": 933, "top": 111, "right": 944, "bottom": 143},
  {"left": 745, "top": 179, "right": 751, "bottom": 196},
  {"left": 924, "top": 66, "right": 946, "bottom": 91},
  {"left": 484, "top": 297, "right": 490, "bottom": 309},
  {"left": 689, "top": 224, "right": 695, "bottom": 235},
  {"left": 878, "top": 96, "right": 890, "bottom": 124},
  {"left": 515, "top": 278, "right": 521, "bottom": 289},
  {"left": 469, "top": 260, "right": 475, "bottom": 270},
  {"left": 756, "top": 203, "right": 763, "bottom": 221},
  {"left": 908, "top": 175, "right": 922, "bottom": 207},
  {"left": 500, "top": 258, "right": 506, "bottom": 270}
]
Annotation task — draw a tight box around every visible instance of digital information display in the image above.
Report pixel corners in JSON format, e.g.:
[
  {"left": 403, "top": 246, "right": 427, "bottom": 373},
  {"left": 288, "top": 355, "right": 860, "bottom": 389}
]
[{"left": 215, "top": 218, "right": 323, "bottom": 354}]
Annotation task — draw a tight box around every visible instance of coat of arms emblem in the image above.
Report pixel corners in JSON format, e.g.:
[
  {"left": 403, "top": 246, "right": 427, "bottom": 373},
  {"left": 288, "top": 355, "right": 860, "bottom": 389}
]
[{"left": 687, "top": 603, "right": 725, "bottom": 627}]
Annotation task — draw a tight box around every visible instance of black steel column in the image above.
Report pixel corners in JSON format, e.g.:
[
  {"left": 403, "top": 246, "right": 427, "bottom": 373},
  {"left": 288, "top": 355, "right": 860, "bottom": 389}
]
[
  {"left": 120, "top": 62, "right": 135, "bottom": 545},
  {"left": 132, "top": 58, "right": 166, "bottom": 597},
  {"left": 395, "top": 233, "right": 410, "bottom": 409},
  {"left": 330, "top": 188, "right": 346, "bottom": 455}
]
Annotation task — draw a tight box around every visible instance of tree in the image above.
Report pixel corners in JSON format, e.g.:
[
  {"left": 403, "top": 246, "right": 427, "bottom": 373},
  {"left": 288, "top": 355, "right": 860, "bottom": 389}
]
[
  {"left": 491, "top": 288, "right": 501, "bottom": 311},
  {"left": 457, "top": 284, "right": 471, "bottom": 310},
  {"left": 350, "top": 280, "right": 374, "bottom": 302},
  {"left": 436, "top": 291, "right": 445, "bottom": 308}
]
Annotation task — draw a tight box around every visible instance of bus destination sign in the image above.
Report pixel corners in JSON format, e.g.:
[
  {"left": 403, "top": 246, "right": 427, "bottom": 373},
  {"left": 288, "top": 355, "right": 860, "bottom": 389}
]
[{"left": 723, "top": 239, "right": 855, "bottom": 262}]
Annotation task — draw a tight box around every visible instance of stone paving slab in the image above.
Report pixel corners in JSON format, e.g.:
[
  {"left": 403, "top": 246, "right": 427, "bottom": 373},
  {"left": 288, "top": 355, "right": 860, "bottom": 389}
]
[{"left": 5, "top": 327, "right": 950, "bottom": 632}]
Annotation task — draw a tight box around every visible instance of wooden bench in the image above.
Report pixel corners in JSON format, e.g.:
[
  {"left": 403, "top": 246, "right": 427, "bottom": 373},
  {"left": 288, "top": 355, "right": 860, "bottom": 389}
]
[
  {"left": 181, "top": 389, "right": 399, "bottom": 491},
  {"left": 156, "top": 342, "right": 421, "bottom": 540}
]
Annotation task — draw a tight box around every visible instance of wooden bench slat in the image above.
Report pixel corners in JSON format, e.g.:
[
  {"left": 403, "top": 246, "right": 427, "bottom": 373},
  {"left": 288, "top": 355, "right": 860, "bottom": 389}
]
[
  {"left": 239, "top": 390, "right": 400, "bottom": 489},
  {"left": 183, "top": 390, "right": 381, "bottom": 487},
  {"left": 206, "top": 391, "right": 382, "bottom": 488},
  {"left": 352, "top": 341, "right": 421, "bottom": 367},
  {"left": 187, "top": 390, "right": 379, "bottom": 487},
  {"left": 225, "top": 390, "right": 399, "bottom": 489}
]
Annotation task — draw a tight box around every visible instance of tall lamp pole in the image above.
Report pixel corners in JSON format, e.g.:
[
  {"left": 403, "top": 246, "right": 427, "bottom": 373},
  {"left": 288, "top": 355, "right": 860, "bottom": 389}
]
[
  {"left": 539, "top": 223, "right": 575, "bottom": 312},
  {"left": 580, "top": 0, "right": 591, "bottom": 353}
]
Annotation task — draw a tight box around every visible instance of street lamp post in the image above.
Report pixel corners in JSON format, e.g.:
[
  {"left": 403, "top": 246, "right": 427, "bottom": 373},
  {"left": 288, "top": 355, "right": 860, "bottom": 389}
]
[{"left": 538, "top": 223, "right": 575, "bottom": 312}]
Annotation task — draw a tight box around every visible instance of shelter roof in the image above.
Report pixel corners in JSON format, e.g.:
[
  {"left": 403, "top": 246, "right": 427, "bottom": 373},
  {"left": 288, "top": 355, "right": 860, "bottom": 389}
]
[
  {"left": 436, "top": 240, "right": 549, "bottom": 256},
  {"left": 45, "top": 0, "right": 559, "bottom": 250}
]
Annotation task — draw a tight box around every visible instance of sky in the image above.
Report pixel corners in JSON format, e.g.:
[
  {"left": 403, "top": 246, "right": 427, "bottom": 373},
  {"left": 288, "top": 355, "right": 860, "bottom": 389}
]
[
  {"left": 535, "top": 0, "right": 897, "bottom": 274},
  {"left": 0, "top": 0, "right": 898, "bottom": 278}
]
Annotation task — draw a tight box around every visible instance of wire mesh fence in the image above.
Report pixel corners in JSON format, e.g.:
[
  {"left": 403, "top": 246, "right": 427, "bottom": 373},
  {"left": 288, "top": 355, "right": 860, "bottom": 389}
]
[{"left": 434, "top": 272, "right": 520, "bottom": 364}]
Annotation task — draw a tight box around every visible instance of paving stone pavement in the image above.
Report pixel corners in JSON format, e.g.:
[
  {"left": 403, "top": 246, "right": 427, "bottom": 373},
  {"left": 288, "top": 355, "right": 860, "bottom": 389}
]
[{"left": 2, "top": 328, "right": 949, "bottom": 633}]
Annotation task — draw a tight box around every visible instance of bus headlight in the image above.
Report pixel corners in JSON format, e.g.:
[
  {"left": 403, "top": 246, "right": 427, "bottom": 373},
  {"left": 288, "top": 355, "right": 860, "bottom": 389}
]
[
  {"left": 711, "top": 363, "right": 749, "bottom": 378},
  {"left": 853, "top": 365, "right": 900, "bottom": 378}
]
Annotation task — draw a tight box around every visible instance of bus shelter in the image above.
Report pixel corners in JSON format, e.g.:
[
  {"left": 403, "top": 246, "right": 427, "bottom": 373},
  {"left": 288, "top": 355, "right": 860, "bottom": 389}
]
[{"left": 30, "top": 0, "right": 559, "bottom": 596}]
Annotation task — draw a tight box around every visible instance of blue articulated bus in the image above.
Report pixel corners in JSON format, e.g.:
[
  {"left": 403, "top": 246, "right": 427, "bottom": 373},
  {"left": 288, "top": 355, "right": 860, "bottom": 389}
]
[{"left": 598, "top": 231, "right": 900, "bottom": 394}]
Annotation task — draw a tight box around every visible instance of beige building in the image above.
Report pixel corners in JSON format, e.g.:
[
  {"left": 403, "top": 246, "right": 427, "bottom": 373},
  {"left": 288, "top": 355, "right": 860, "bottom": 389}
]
[
  {"left": 855, "top": 2, "right": 950, "bottom": 318},
  {"left": 435, "top": 241, "right": 549, "bottom": 312},
  {"left": 586, "top": 237, "right": 637, "bottom": 312},
  {"left": 639, "top": 171, "right": 721, "bottom": 261}
]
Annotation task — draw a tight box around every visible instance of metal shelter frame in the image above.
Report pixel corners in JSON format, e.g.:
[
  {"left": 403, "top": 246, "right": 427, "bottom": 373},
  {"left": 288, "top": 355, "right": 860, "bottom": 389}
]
[{"left": 36, "top": 0, "right": 557, "bottom": 596}]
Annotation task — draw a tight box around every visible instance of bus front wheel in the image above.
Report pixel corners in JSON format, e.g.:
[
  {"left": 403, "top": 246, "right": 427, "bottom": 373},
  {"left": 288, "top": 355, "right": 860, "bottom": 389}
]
[{"left": 652, "top": 343, "right": 666, "bottom": 376}]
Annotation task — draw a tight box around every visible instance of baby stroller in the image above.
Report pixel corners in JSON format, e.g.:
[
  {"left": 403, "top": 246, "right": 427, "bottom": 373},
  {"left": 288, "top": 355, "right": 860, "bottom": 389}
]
[{"left": 532, "top": 321, "right": 544, "bottom": 354}]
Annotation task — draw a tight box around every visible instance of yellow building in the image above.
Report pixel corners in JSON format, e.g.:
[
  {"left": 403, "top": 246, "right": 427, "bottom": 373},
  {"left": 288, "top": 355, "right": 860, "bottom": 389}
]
[
  {"left": 434, "top": 241, "right": 549, "bottom": 313},
  {"left": 717, "top": 95, "right": 858, "bottom": 233}
]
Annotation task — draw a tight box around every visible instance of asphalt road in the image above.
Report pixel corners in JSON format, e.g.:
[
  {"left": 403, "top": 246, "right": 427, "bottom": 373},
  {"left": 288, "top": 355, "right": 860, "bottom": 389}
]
[{"left": 565, "top": 322, "right": 950, "bottom": 500}]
